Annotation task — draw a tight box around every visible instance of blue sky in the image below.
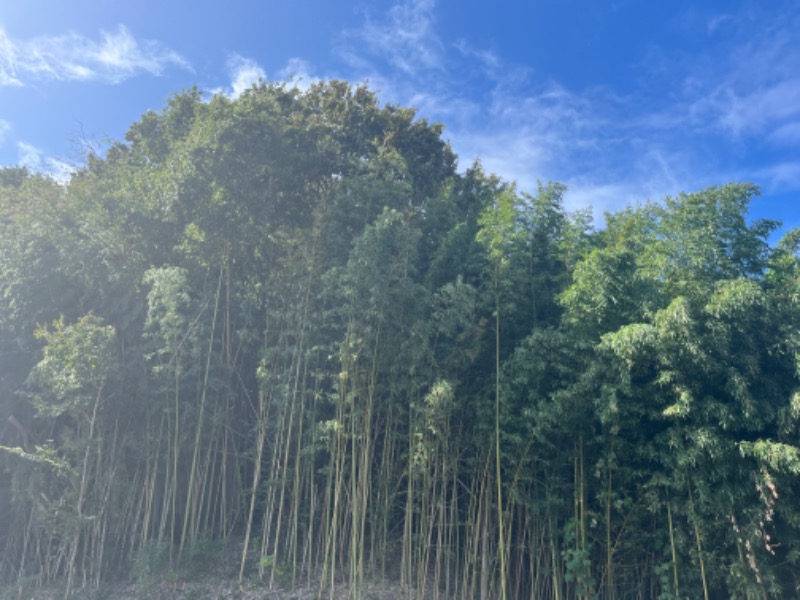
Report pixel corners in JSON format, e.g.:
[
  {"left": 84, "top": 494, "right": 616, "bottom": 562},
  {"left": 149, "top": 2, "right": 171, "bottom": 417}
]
[{"left": 1, "top": 0, "right": 799, "bottom": 232}]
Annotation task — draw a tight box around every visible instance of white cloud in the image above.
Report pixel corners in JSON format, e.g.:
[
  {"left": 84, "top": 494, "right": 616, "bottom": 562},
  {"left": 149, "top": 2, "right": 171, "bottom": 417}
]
[
  {"left": 277, "top": 58, "right": 320, "bottom": 91},
  {"left": 17, "top": 141, "right": 75, "bottom": 183},
  {"left": 45, "top": 158, "right": 76, "bottom": 184},
  {"left": 287, "top": 0, "right": 800, "bottom": 216},
  {"left": 227, "top": 54, "right": 266, "bottom": 99},
  {"left": 454, "top": 128, "right": 550, "bottom": 188},
  {"left": 0, "top": 30, "right": 23, "bottom": 86},
  {"left": 455, "top": 3, "right": 800, "bottom": 206},
  {"left": 453, "top": 39, "right": 503, "bottom": 80},
  {"left": 694, "top": 79, "right": 800, "bottom": 140},
  {"left": 444, "top": 78, "right": 630, "bottom": 196},
  {"left": 562, "top": 182, "right": 641, "bottom": 220},
  {"left": 327, "top": 0, "right": 657, "bottom": 213},
  {"left": 673, "top": 6, "right": 800, "bottom": 144},
  {"left": 0, "top": 25, "right": 190, "bottom": 86},
  {"left": 17, "top": 142, "right": 42, "bottom": 170},
  {"left": 338, "top": 0, "right": 443, "bottom": 78}
]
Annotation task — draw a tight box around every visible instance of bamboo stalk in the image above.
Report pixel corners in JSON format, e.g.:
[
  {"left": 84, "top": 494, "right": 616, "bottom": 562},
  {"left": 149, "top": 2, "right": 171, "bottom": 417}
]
[
  {"left": 239, "top": 389, "right": 267, "bottom": 583},
  {"left": 178, "top": 262, "right": 224, "bottom": 566},
  {"left": 666, "top": 496, "right": 680, "bottom": 599}
]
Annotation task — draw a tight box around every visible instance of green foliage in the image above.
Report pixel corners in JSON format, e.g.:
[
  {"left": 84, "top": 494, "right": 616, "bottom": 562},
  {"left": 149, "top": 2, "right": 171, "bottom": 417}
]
[
  {"left": 0, "top": 80, "right": 798, "bottom": 599},
  {"left": 29, "top": 315, "right": 117, "bottom": 419},
  {"left": 185, "top": 537, "right": 224, "bottom": 577},
  {"left": 477, "top": 186, "right": 524, "bottom": 269},
  {"left": 132, "top": 542, "right": 171, "bottom": 584},
  {"left": 740, "top": 440, "right": 800, "bottom": 474},
  {"left": 142, "top": 265, "right": 200, "bottom": 374}
]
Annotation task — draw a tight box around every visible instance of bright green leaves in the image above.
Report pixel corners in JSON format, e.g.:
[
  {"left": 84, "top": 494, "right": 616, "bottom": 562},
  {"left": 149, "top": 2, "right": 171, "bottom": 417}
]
[
  {"left": 410, "top": 380, "right": 455, "bottom": 472},
  {"left": 29, "top": 315, "right": 116, "bottom": 420},
  {"left": 343, "top": 207, "right": 420, "bottom": 312},
  {"left": 564, "top": 185, "right": 779, "bottom": 340},
  {"left": 337, "top": 207, "right": 426, "bottom": 400},
  {"left": 555, "top": 185, "right": 800, "bottom": 596},
  {"left": 561, "top": 245, "right": 644, "bottom": 335},
  {"left": 477, "top": 186, "right": 523, "bottom": 270},
  {"left": 740, "top": 440, "right": 800, "bottom": 475},
  {"left": 657, "top": 183, "right": 778, "bottom": 291},
  {"left": 561, "top": 203, "right": 657, "bottom": 337},
  {"left": 142, "top": 266, "right": 197, "bottom": 372},
  {"left": 601, "top": 322, "right": 658, "bottom": 368},
  {"left": 478, "top": 181, "right": 587, "bottom": 344},
  {"left": 705, "top": 277, "right": 764, "bottom": 320}
]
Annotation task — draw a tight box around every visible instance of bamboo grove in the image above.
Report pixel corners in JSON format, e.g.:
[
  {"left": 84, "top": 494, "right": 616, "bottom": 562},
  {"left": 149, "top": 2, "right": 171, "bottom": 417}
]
[{"left": 1, "top": 81, "right": 800, "bottom": 599}]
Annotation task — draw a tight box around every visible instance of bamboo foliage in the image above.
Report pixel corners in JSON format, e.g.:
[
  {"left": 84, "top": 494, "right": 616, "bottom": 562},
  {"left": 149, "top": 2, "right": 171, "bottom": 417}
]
[{"left": 1, "top": 83, "right": 800, "bottom": 599}]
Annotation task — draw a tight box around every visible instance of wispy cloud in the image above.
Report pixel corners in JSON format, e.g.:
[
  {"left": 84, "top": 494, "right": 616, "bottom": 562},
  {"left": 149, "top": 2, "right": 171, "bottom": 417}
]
[
  {"left": 612, "top": 3, "right": 800, "bottom": 215},
  {"left": 768, "top": 122, "right": 800, "bottom": 146},
  {"left": 277, "top": 58, "right": 320, "bottom": 91},
  {"left": 0, "top": 25, "right": 190, "bottom": 86},
  {"left": 17, "top": 142, "right": 42, "bottom": 170},
  {"left": 754, "top": 162, "right": 800, "bottom": 192},
  {"left": 451, "top": 83, "right": 604, "bottom": 176},
  {"left": 684, "top": 54, "right": 800, "bottom": 143},
  {"left": 447, "top": 81, "right": 703, "bottom": 221},
  {"left": 707, "top": 14, "right": 734, "bottom": 35},
  {"left": 17, "top": 141, "right": 75, "bottom": 183},
  {"left": 324, "top": 0, "right": 670, "bottom": 218},
  {"left": 211, "top": 56, "right": 319, "bottom": 99},
  {"left": 226, "top": 54, "right": 266, "bottom": 99},
  {"left": 337, "top": 0, "right": 443, "bottom": 78},
  {"left": 0, "top": 31, "right": 23, "bottom": 86},
  {"left": 323, "top": 0, "right": 800, "bottom": 220},
  {"left": 658, "top": 4, "right": 800, "bottom": 145}
]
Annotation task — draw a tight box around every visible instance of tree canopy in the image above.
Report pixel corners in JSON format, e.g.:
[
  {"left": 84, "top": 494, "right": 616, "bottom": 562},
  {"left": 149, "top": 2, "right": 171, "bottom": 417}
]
[{"left": 1, "top": 81, "right": 799, "bottom": 599}]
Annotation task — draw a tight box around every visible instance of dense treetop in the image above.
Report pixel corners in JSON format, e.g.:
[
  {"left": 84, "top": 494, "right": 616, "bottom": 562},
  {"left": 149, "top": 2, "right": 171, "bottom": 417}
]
[{"left": 1, "top": 81, "right": 799, "bottom": 599}]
